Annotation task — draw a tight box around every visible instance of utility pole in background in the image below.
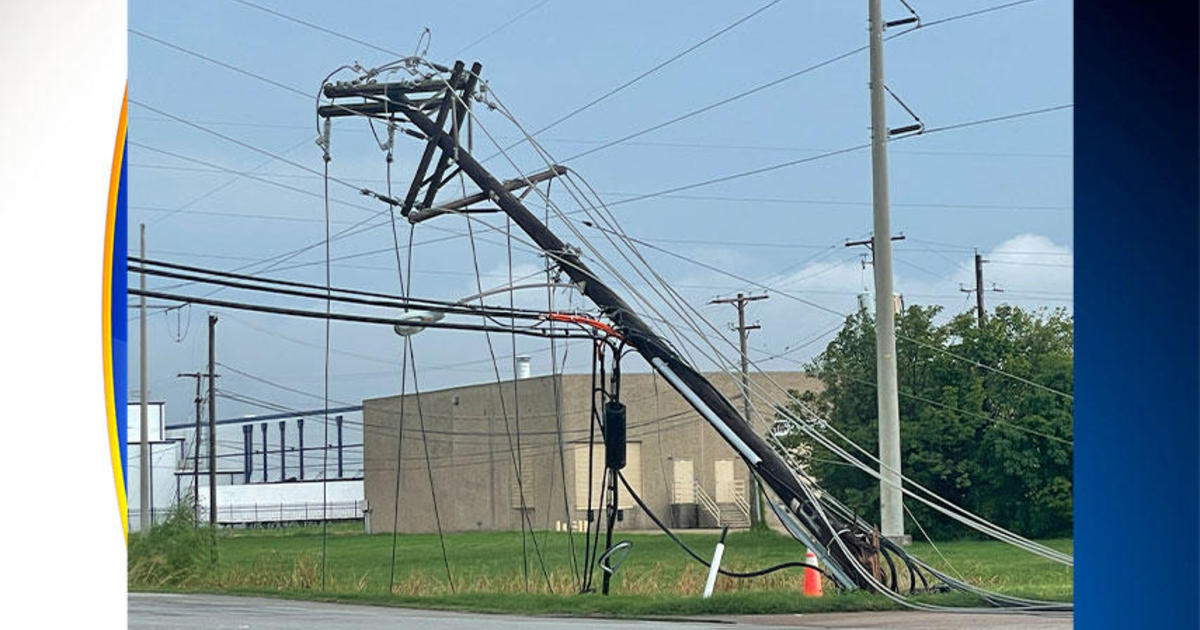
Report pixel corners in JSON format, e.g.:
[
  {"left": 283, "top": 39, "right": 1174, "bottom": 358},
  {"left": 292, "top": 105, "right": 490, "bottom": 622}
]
[
  {"left": 868, "top": 0, "right": 908, "bottom": 545},
  {"left": 709, "top": 292, "right": 769, "bottom": 529},
  {"left": 178, "top": 372, "right": 204, "bottom": 527},
  {"left": 138, "top": 223, "right": 151, "bottom": 534},
  {"left": 207, "top": 314, "right": 218, "bottom": 527},
  {"left": 974, "top": 250, "right": 986, "bottom": 326},
  {"left": 960, "top": 250, "right": 1002, "bottom": 327},
  {"left": 178, "top": 371, "right": 216, "bottom": 527}
]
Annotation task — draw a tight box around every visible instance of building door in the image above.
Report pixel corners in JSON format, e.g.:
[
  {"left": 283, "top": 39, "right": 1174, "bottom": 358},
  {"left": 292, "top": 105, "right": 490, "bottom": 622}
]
[
  {"left": 672, "top": 459, "right": 694, "bottom": 504},
  {"left": 714, "top": 459, "right": 735, "bottom": 503},
  {"left": 573, "top": 442, "right": 640, "bottom": 510}
]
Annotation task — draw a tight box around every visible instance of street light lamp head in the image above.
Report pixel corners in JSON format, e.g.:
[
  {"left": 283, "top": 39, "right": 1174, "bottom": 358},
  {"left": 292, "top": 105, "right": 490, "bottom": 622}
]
[{"left": 392, "top": 309, "right": 446, "bottom": 337}]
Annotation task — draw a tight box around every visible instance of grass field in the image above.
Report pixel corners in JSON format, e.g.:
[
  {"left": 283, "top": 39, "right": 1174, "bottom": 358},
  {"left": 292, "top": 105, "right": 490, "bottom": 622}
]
[{"left": 128, "top": 518, "right": 1072, "bottom": 616}]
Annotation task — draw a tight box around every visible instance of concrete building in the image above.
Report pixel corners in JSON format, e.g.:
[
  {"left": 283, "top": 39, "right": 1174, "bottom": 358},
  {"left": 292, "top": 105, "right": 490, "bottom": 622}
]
[{"left": 363, "top": 370, "right": 818, "bottom": 534}]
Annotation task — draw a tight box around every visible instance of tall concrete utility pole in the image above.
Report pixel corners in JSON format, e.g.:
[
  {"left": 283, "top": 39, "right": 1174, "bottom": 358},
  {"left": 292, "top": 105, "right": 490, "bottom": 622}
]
[
  {"left": 709, "top": 292, "right": 769, "bottom": 529},
  {"left": 868, "top": 0, "right": 907, "bottom": 544},
  {"left": 138, "top": 223, "right": 150, "bottom": 533},
  {"left": 207, "top": 314, "right": 218, "bottom": 526}
]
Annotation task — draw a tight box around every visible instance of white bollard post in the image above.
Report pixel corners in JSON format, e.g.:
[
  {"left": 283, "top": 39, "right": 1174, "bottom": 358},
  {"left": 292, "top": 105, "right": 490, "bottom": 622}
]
[{"left": 703, "top": 527, "right": 730, "bottom": 599}]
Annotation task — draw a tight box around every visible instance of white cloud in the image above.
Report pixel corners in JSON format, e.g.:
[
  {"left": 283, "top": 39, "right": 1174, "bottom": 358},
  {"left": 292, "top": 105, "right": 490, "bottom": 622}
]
[{"left": 970, "top": 233, "right": 1073, "bottom": 294}]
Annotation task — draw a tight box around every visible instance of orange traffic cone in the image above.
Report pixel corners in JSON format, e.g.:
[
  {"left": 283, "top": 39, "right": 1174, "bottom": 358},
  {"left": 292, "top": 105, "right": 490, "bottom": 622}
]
[{"left": 803, "top": 549, "right": 823, "bottom": 596}]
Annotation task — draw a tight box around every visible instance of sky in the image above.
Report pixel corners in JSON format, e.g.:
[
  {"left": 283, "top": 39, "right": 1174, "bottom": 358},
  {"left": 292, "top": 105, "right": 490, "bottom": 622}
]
[{"left": 126, "top": 0, "right": 1072, "bottom": 465}]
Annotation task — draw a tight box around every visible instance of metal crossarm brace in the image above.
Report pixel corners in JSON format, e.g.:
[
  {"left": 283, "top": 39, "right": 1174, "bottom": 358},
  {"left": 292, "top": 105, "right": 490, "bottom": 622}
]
[
  {"left": 408, "top": 165, "right": 567, "bottom": 223},
  {"left": 421, "top": 63, "right": 482, "bottom": 211},
  {"left": 399, "top": 61, "right": 466, "bottom": 217}
]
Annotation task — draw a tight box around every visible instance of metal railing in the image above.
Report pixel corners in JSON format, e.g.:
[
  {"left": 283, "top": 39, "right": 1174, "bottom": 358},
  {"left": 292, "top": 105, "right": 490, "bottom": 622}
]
[
  {"left": 211, "top": 500, "right": 365, "bottom": 524},
  {"left": 694, "top": 479, "right": 722, "bottom": 526},
  {"left": 128, "top": 500, "right": 365, "bottom": 528},
  {"left": 731, "top": 478, "right": 751, "bottom": 519},
  {"left": 125, "top": 508, "right": 178, "bottom": 532}
]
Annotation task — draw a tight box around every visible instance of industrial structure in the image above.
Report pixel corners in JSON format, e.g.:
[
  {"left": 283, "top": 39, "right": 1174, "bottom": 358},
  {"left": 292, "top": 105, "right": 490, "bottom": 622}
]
[
  {"left": 124, "top": 401, "right": 367, "bottom": 529},
  {"left": 363, "top": 370, "right": 819, "bottom": 534},
  {"left": 124, "top": 401, "right": 186, "bottom": 532}
]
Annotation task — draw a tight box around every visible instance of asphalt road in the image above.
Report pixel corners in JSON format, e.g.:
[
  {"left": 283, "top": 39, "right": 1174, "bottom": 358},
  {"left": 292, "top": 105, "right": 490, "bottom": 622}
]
[{"left": 129, "top": 593, "right": 1073, "bottom": 630}]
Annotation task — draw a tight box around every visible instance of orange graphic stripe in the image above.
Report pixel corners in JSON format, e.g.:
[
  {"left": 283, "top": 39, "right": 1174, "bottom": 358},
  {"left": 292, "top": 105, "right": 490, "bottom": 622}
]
[{"left": 104, "top": 85, "right": 129, "bottom": 542}]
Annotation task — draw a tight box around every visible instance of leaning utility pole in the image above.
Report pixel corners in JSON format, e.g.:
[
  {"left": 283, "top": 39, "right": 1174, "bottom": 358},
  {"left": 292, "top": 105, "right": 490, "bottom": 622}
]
[
  {"left": 138, "top": 223, "right": 150, "bottom": 533},
  {"left": 319, "top": 62, "right": 885, "bottom": 588},
  {"left": 207, "top": 314, "right": 218, "bottom": 526},
  {"left": 178, "top": 372, "right": 205, "bottom": 527},
  {"left": 868, "top": 0, "right": 907, "bottom": 544},
  {"left": 709, "top": 292, "right": 768, "bottom": 529}
]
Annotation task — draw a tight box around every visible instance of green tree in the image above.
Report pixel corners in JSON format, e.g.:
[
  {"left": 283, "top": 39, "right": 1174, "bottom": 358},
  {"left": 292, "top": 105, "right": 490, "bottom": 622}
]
[{"left": 777, "top": 304, "right": 1073, "bottom": 540}]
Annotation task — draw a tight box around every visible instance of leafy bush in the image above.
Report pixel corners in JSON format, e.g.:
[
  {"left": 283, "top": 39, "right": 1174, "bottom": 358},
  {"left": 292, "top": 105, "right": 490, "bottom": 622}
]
[{"left": 128, "top": 502, "right": 218, "bottom": 587}]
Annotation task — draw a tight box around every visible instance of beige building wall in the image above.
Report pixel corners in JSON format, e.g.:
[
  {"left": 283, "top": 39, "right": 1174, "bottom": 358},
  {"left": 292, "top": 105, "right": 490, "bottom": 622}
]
[{"left": 362, "top": 370, "right": 819, "bottom": 534}]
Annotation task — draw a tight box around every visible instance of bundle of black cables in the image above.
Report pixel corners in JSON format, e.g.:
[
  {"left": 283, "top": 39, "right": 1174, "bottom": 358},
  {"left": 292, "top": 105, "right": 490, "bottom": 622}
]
[{"left": 615, "top": 472, "right": 831, "bottom": 581}]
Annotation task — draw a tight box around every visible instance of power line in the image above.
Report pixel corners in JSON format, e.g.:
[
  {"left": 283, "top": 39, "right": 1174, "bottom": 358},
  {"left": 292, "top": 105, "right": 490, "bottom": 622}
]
[
  {"left": 912, "top": 0, "right": 1044, "bottom": 31},
  {"left": 143, "top": 137, "right": 315, "bottom": 228},
  {"left": 986, "top": 260, "right": 1073, "bottom": 269},
  {"left": 130, "top": 163, "right": 384, "bottom": 186},
  {"left": 129, "top": 28, "right": 311, "bottom": 99},
  {"left": 128, "top": 257, "right": 553, "bottom": 321},
  {"left": 131, "top": 204, "right": 360, "bottom": 226},
  {"left": 129, "top": 142, "right": 350, "bottom": 208},
  {"left": 210, "top": 310, "right": 400, "bottom": 367},
  {"left": 453, "top": 0, "right": 554, "bottom": 56},
  {"left": 560, "top": 49, "right": 870, "bottom": 164},
  {"left": 227, "top": 0, "right": 405, "bottom": 59},
  {"left": 218, "top": 360, "right": 358, "bottom": 407},
  {"left": 765, "top": 356, "right": 1071, "bottom": 445},
  {"left": 907, "top": 237, "right": 1074, "bottom": 255},
  {"left": 556, "top": 0, "right": 1050, "bottom": 164},
  {"left": 129, "top": 162, "right": 1072, "bottom": 214},
  {"left": 129, "top": 100, "right": 359, "bottom": 193},
  {"left": 129, "top": 287, "right": 594, "bottom": 342},
  {"left": 595, "top": 104, "right": 1072, "bottom": 209},
  {"left": 901, "top": 336, "right": 1073, "bottom": 400},
  {"left": 520, "top": 0, "right": 783, "bottom": 139},
  {"left": 925, "top": 104, "right": 1074, "bottom": 134},
  {"left": 130, "top": 116, "right": 1072, "bottom": 158}
]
